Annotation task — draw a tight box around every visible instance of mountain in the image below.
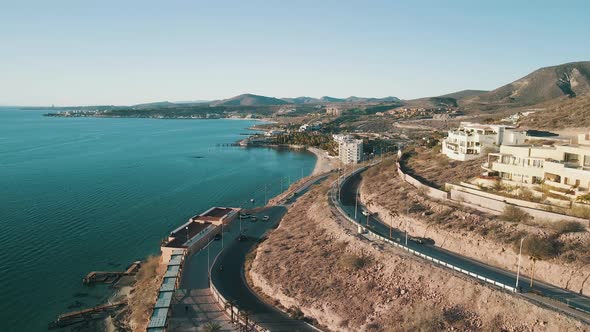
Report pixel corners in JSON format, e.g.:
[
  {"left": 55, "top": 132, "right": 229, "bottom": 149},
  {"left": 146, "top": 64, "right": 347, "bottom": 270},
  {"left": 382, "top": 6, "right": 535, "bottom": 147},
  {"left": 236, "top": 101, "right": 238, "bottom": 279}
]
[
  {"left": 319, "top": 96, "right": 346, "bottom": 103},
  {"left": 281, "top": 96, "right": 322, "bottom": 104},
  {"left": 519, "top": 93, "right": 590, "bottom": 129},
  {"left": 131, "top": 101, "right": 179, "bottom": 109},
  {"left": 466, "top": 61, "right": 590, "bottom": 108},
  {"left": 210, "top": 94, "right": 288, "bottom": 106},
  {"left": 438, "top": 89, "right": 488, "bottom": 100}
]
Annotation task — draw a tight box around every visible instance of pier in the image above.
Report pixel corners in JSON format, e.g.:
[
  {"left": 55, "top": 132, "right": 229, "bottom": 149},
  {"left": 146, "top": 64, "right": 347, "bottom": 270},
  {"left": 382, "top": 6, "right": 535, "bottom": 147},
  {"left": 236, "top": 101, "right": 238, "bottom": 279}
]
[
  {"left": 48, "top": 301, "right": 127, "bottom": 329},
  {"left": 82, "top": 261, "right": 141, "bottom": 285}
]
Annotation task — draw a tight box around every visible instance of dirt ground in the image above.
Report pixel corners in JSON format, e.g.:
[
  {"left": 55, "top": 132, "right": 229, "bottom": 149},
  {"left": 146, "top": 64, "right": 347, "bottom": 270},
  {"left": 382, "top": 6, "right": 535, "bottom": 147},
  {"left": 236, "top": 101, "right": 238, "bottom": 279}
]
[
  {"left": 247, "top": 175, "right": 586, "bottom": 331},
  {"left": 360, "top": 158, "right": 590, "bottom": 296},
  {"left": 401, "top": 146, "right": 486, "bottom": 189},
  {"left": 119, "top": 255, "right": 166, "bottom": 332}
]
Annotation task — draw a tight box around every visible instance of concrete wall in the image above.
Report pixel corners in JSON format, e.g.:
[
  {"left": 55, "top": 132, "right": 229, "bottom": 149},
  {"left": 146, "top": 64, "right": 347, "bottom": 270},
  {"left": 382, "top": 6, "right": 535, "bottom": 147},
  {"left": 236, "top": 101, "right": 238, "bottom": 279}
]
[
  {"left": 448, "top": 185, "right": 588, "bottom": 225},
  {"left": 396, "top": 160, "right": 588, "bottom": 225},
  {"left": 396, "top": 162, "right": 449, "bottom": 201}
]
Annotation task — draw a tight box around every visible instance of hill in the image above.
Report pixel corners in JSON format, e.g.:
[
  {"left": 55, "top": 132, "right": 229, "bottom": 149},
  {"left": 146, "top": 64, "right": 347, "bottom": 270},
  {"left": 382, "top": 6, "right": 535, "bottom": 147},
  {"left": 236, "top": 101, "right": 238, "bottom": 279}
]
[
  {"left": 466, "top": 61, "right": 590, "bottom": 109},
  {"left": 211, "top": 94, "right": 288, "bottom": 106},
  {"left": 518, "top": 93, "right": 590, "bottom": 129},
  {"left": 438, "top": 89, "right": 488, "bottom": 100}
]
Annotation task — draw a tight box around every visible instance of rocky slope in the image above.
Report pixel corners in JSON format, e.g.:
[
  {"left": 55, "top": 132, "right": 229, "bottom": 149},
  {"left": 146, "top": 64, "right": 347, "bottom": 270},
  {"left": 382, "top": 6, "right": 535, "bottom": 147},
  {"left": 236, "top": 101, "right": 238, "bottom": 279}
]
[{"left": 247, "top": 175, "right": 586, "bottom": 331}]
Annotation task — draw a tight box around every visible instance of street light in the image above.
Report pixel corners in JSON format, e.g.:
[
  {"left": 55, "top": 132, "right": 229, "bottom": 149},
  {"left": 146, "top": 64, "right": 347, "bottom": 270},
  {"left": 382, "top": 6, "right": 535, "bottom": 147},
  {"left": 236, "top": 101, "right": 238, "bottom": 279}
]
[
  {"left": 185, "top": 226, "right": 189, "bottom": 244},
  {"left": 354, "top": 186, "right": 359, "bottom": 221},
  {"left": 515, "top": 237, "right": 525, "bottom": 292}
]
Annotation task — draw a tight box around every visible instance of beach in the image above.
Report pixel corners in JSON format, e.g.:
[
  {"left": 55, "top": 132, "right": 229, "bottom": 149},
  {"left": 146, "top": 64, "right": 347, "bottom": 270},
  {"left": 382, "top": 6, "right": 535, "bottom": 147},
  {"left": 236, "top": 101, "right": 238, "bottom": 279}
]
[{"left": 308, "top": 147, "right": 339, "bottom": 175}]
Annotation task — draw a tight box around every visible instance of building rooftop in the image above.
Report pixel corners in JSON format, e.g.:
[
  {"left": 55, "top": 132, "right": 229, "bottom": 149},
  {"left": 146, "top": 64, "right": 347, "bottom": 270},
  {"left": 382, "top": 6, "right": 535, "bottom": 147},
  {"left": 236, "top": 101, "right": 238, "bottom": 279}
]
[
  {"left": 147, "top": 307, "right": 169, "bottom": 329},
  {"left": 203, "top": 207, "right": 234, "bottom": 218},
  {"left": 164, "top": 265, "right": 180, "bottom": 278},
  {"left": 154, "top": 291, "right": 174, "bottom": 309},
  {"left": 160, "top": 277, "right": 176, "bottom": 292},
  {"left": 164, "top": 221, "right": 212, "bottom": 248}
]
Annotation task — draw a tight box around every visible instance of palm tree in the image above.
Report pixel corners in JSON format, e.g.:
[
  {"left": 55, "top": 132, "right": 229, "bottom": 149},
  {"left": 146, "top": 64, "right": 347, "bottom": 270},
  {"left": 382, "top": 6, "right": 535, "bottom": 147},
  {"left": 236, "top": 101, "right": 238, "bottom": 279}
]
[{"left": 203, "top": 322, "right": 222, "bottom": 332}]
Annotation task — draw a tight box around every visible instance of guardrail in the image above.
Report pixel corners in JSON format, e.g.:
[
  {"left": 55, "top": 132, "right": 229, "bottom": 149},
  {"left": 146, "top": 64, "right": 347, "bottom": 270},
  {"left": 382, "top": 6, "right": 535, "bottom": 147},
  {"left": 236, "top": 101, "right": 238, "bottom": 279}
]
[
  {"left": 209, "top": 250, "right": 267, "bottom": 332},
  {"left": 330, "top": 165, "right": 517, "bottom": 294}
]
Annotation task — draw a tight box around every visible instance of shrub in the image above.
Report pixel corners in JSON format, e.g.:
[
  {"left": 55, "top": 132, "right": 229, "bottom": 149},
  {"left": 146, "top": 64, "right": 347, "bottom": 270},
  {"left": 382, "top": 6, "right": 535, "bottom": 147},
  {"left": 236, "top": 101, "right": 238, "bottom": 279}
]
[
  {"left": 551, "top": 220, "right": 585, "bottom": 234},
  {"left": 520, "top": 235, "right": 559, "bottom": 259},
  {"left": 287, "top": 306, "right": 305, "bottom": 320},
  {"left": 338, "top": 253, "right": 372, "bottom": 271},
  {"left": 203, "top": 322, "right": 222, "bottom": 332},
  {"left": 500, "top": 205, "right": 531, "bottom": 223}
]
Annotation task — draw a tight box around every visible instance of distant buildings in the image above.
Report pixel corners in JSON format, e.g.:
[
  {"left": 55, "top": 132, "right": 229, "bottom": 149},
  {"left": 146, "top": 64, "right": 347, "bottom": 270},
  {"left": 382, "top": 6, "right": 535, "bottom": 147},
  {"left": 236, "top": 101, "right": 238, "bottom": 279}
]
[
  {"left": 264, "top": 129, "right": 286, "bottom": 137},
  {"left": 333, "top": 134, "right": 363, "bottom": 164},
  {"left": 442, "top": 122, "right": 527, "bottom": 161},
  {"left": 325, "top": 106, "right": 342, "bottom": 116},
  {"left": 483, "top": 132, "right": 590, "bottom": 195},
  {"left": 298, "top": 122, "right": 321, "bottom": 132}
]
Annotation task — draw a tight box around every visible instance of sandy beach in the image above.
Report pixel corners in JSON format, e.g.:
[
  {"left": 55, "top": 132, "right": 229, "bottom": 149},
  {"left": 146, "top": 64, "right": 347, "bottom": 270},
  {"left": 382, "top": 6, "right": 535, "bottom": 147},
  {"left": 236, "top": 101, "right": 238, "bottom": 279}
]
[{"left": 308, "top": 147, "right": 339, "bottom": 175}]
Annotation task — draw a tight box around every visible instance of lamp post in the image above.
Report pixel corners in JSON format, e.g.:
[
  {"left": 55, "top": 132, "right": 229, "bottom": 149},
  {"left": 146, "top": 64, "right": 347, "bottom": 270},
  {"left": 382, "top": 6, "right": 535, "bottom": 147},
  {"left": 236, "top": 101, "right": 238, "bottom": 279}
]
[
  {"left": 354, "top": 186, "right": 359, "bottom": 221},
  {"left": 515, "top": 237, "right": 525, "bottom": 292},
  {"left": 185, "top": 226, "right": 189, "bottom": 244}
]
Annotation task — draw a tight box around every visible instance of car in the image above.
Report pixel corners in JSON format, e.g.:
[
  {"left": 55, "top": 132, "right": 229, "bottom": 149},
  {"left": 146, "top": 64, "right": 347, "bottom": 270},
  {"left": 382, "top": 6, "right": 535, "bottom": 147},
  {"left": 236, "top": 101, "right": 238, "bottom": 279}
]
[
  {"left": 213, "top": 233, "right": 222, "bottom": 241},
  {"left": 409, "top": 236, "right": 425, "bottom": 244},
  {"left": 238, "top": 234, "right": 247, "bottom": 242},
  {"left": 239, "top": 213, "right": 251, "bottom": 219},
  {"left": 361, "top": 210, "right": 370, "bottom": 216},
  {"left": 250, "top": 216, "right": 257, "bottom": 222},
  {"left": 262, "top": 215, "right": 270, "bottom": 221}
]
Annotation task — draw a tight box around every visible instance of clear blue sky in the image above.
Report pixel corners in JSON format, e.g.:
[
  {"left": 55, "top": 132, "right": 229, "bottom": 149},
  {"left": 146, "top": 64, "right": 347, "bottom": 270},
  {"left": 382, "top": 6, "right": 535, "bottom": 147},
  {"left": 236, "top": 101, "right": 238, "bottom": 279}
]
[{"left": 1, "top": 0, "right": 589, "bottom": 106}]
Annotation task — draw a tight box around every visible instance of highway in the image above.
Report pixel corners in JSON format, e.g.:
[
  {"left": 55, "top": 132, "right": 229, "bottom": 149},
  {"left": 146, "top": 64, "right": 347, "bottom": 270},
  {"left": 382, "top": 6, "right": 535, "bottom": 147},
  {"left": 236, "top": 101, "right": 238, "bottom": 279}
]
[{"left": 334, "top": 169, "right": 590, "bottom": 324}]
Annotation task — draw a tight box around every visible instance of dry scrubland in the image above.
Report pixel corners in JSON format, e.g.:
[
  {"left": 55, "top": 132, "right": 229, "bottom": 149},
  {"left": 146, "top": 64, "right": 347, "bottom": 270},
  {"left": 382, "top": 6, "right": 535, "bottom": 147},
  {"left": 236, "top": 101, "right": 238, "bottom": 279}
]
[
  {"left": 361, "top": 157, "right": 590, "bottom": 296},
  {"left": 119, "top": 256, "right": 165, "bottom": 332},
  {"left": 402, "top": 146, "right": 486, "bottom": 189},
  {"left": 248, "top": 175, "right": 585, "bottom": 331}
]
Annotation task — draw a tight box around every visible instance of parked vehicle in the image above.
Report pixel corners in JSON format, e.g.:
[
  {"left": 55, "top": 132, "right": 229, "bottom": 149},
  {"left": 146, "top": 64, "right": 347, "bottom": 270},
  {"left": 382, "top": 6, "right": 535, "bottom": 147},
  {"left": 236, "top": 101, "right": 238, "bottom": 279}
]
[
  {"left": 262, "top": 215, "right": 270, "bottom": 221},
  {"left": 250, "top": 216, "right": 258, "bottom": 222},
  {"left": 361, "top": 210, "right": 370, "bottom": 216},
  {"left": 213, "top": 233, "right": 222, "bottom": 241}
]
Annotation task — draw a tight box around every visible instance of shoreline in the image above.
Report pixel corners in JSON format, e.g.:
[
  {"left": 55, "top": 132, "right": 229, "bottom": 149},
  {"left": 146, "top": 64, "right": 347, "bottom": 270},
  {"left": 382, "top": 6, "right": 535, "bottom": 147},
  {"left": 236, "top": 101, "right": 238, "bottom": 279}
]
[{"left": 308, "top": 146, "right": 339, "bottom": 176}]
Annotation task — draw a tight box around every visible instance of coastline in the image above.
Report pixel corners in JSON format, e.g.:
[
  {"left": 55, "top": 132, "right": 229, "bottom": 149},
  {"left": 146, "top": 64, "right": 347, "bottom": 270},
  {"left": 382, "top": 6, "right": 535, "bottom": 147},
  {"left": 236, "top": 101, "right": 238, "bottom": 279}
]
[{"left": 308, "top": 146, "right": 339, "bottom": 176}]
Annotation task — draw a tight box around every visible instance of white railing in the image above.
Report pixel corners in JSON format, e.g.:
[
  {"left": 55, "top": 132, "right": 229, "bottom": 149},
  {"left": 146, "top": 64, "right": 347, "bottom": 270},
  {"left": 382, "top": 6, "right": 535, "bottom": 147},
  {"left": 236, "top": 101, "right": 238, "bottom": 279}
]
[{"left": 330, "top": 167, "right": 517, "bottom": 294}]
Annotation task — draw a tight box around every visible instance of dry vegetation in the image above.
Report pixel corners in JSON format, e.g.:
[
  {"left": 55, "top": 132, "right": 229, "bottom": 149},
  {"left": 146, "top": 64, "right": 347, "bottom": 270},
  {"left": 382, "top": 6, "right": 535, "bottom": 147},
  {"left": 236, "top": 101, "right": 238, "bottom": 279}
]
[
  {"left": 519, "top": 94, "right": 590, "bottom": 129},
  {"left": 401, "top": 146, "right": 485, "bottom": 189},
  {"left": 121, "top": 256, "right": 165, "bottom": 332},
  {"left": 247, "top": 175, "right": 586, "bottom": 331}
]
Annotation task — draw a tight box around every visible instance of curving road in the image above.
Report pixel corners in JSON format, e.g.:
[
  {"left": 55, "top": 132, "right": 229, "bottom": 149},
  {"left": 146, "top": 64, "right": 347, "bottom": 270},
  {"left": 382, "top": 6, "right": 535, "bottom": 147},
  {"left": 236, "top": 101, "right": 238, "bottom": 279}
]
[
  {"left": 335, "top": 168, "right": 590, "bottom": 324},
  {"left": 210, "top": 175, "right": 330, "bottom": 331}
]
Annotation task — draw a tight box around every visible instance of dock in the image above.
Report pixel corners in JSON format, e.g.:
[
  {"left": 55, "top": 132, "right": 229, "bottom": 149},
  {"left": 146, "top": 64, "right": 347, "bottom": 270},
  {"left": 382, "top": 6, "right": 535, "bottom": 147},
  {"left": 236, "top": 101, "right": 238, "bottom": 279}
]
[
  {"left": 83, "top": 261, "right": 141, "bottom": 285},
  {"left": 48, "top": 301, "right": 127, "bottom": 329}
]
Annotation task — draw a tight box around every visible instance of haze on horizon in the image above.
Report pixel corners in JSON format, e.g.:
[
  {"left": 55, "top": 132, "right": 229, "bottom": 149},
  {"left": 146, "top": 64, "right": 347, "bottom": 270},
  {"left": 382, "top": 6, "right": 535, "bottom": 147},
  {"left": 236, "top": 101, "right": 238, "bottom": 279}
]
[{"left": 1, "top": 0, "right": 589, "bottom": 106}]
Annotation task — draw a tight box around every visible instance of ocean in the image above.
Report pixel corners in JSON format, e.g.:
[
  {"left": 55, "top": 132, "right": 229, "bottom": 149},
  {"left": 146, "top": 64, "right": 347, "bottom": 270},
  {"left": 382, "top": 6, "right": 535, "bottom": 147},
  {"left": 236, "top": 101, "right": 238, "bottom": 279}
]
[{"left": 0, "top": 108, "right": 315, "bottom": 331}]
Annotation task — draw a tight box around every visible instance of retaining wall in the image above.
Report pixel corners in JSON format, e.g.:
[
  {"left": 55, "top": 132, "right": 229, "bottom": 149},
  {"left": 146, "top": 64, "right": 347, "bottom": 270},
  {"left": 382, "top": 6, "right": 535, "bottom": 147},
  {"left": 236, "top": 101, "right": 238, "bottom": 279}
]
[{"left": 396, "top": 160, "right": 589, "bottom": 225}]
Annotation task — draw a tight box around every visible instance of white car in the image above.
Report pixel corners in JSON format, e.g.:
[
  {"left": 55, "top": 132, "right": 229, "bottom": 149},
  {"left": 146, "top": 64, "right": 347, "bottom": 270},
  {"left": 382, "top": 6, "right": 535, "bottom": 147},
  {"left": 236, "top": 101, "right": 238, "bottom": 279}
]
[
  {"left": 262, "top": 215, "right": 270, "bottom": 221},
  {"left": 361, "top": 210, "right": 370, "bottom": 216}
]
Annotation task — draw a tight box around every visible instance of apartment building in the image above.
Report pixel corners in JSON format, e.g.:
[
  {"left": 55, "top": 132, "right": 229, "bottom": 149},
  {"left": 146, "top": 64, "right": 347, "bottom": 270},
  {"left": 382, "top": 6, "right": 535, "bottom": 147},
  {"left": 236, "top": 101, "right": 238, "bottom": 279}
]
[
  {"left": 326, "top": 106, "right": 342, "bottom": 116},
  {"left": 484, "top": 132, "right": 590, "bottom": 194},
  {"left": 442, "top": 122, "right": 527, "bottom": 161},
  {"left": 333, "top": 134, "right": 363, "bottom": 164}
]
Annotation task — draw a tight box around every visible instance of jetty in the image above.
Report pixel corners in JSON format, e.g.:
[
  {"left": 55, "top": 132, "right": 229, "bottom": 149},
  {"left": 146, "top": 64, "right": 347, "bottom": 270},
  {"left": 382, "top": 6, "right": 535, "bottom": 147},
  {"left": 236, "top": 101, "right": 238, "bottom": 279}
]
[
  {"left": 83, "top": 261, "right": 141, "bottom": 285},
  {"left": 48, "top": 301, "right": 127, "bottom": 329}
]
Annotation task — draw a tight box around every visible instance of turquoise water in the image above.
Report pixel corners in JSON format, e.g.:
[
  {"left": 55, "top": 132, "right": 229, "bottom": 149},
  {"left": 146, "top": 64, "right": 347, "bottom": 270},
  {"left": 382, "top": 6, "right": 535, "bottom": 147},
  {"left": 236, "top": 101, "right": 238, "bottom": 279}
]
[{"left": 0, "top": 109, "right": 315, "bottom": 331}]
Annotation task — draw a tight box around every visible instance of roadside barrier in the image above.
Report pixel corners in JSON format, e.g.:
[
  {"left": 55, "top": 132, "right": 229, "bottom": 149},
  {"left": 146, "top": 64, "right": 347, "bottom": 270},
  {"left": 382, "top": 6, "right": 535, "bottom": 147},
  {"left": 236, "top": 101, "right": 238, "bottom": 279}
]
[
  {"left": 330, "top": 166, "right": 517, "bottom": 293},
  {"left": 209, "top": 249, "right": 268, "bottom": 332}
]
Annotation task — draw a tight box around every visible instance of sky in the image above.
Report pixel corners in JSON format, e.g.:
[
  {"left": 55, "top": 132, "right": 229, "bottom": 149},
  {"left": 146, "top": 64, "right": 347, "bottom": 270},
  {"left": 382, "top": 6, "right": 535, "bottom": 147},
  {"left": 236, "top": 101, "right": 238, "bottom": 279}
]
[{"left": 1, "top": 0, "right": 589, "bottom": 106}]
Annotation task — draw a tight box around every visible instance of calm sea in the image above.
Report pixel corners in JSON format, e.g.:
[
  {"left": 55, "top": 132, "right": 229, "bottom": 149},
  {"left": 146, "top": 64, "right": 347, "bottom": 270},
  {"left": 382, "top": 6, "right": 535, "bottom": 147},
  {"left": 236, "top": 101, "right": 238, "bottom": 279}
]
[{"left": 0, "top": 109, "right": 315, "bottom": 331}]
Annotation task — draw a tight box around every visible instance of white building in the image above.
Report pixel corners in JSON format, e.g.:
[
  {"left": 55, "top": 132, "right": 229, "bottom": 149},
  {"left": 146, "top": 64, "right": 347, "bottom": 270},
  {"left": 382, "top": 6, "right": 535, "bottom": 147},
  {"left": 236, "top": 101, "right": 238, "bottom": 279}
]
[
  {"left": 442, "top": 122, "right": 527, "bottom": 161},
  {"left": 333, "top": 134, "right": 363, "bottom": 164},
  {"left": 299, "top": 122, "right": 321, "bottom": 132},
  {"left": 484, "top": 132, "right": 590, "bottom": 194},
  {"left": 264, "top": 129, "right": 286, "bottom": 137}
]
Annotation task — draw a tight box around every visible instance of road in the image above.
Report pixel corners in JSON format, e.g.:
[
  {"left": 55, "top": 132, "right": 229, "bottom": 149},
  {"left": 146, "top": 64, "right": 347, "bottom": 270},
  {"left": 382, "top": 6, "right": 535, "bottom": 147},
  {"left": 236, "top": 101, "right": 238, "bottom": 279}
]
[
  {"left": 335, "top": 170, "right": 590, "bottom": 324},
  {"left": 175, "top": 174, "right": 328, "bottom": 331}
]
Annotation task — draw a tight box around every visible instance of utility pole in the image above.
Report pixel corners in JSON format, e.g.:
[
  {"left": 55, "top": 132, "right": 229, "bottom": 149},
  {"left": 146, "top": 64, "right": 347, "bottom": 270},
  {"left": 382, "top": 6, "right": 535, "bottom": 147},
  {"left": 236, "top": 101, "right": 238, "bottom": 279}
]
[
  {"left": 185, "top": 226, "right": 189, "bottom": 244},
  {"left": 515, "top": 237, "right": 524, "bottom": 291},
  {"left": 264, "top": 184, "right": 267, "bottom": 205},
  {"left": 354, "top": 186, "right": 359, "bottom": 220},
  {"left": 530, "top": 256, "right": 537, "bottom": 289},
  {"left": 390, "top": 219, "right": 393, "bottom": 238}
]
